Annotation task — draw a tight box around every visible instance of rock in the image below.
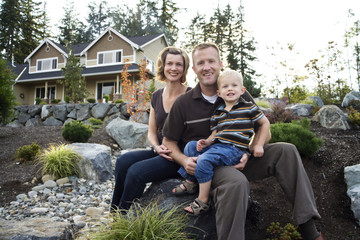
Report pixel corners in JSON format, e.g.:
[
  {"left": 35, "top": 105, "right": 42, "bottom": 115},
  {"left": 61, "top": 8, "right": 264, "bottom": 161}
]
[
  {"left": 106, "top": 118, "right": 149, "bottom": 149},
  {"left": 307, "top": 96, "right": 324, "bottom": 107},
  {"left": 25, "top": 117, "right": 42, "bottom": 127},
  {"left": 43, "top": 117, "right": 63, "bottom": 126},
  {"left": 68, "top": 143, "right": 112, "bottom": 183},
  {"left": 344, "top": 164, "right": 360, "bottom": 226},
  {"left": 342, "top": 91, "right": 360, "bottom": 108},
  {"left": 41, "top": 105, "right": 52, "bottom": 119},
  {"left": 85, "top": 207, "right": 105, "bottom": 217},
  {"left": 106, "top": 105, "right": 119, "bottom": 116},
  {"left": 44, "top": 180, "right": 57, "bottom": 188},
  {"left": 17, "top": 112, "right": 31, "bottom": 125},
  {"left": 0, "top": 217, "right": 73, "bottom": 240},
  {"left": 76, "top": 104, "right": 91, "bottom": 121},
  {"left": 42, "top": 174, "right": 57, "bottom": 183},
  {"left": 53, "top": 104, "right": 68, "bottom": 121},
  {"left": 129, "top": 110, "right": 149, "bottom": 124},
  {"left": 6, "top": 120, "right": 22, "bottom": 127},
  {"left": 287, "top": 104, "right": 314, "bottom": 116},
  {"left": 28, "top": 105, "right": 42, "bottom": 117},
  {"left": 91, "top": 103, "right": 111, "bottom": 119},
  {"left": 312, "top": 105, "right": 351, "bottom": 130},
  {"left": 56, "top": 177, "right": 70, "bottom": 186},
  {"left": 67, "top": 109, "right": 77, "bottom": 119}
]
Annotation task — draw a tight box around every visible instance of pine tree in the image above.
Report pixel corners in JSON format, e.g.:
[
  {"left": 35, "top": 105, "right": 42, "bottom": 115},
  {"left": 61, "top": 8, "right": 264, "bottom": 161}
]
[
  {"left": 0, "top": 57, "right": 16, "bottom": 125},
  {"left": 158, "top": 0, "right": 179, "bottom": 45},
  {"left": 57, "top": 0, "right": 83, "bottom": 45},
  {"left": 60, "top": 46, "right": 88, "bottom": 103},
  {"left": 86, "top": 0, "right": 111, "bottom": 40},
  {"left": 0, "top": 0, "right": 22, "bottom": 63}
]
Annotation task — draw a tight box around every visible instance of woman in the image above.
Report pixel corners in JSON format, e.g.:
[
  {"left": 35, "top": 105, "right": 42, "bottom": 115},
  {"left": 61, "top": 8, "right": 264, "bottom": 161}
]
[{"left": 111, "top": 47, "right": 191, "bottom": 212}]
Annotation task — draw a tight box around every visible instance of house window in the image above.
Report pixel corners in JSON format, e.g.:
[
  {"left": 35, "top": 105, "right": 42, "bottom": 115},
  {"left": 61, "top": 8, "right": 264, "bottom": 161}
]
[
  {"left": 97, "top": 82, "right": 115, "bottom": 101},
  {"left": 35, "top": 86, "right": 56, "bottom": 100},
  {"left": 97, "top": 50, "right": 122, "bottom": 65},
  {"left": 145, "top": 58, "right": 155, "bottom": 73},
  {"left": 36, "top": 58, "right": 58, "bottom": 71}
]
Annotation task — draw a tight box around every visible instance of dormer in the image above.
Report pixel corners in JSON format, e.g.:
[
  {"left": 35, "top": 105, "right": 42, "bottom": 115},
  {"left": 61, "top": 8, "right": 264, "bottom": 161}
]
[{"left": 24, "top": 38, "right": 68, "bottom": 74}]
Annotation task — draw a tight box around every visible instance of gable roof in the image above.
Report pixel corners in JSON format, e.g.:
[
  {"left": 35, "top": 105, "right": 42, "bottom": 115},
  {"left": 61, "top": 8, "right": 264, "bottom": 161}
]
[
  {"left": 128, "top": 33, "right": 168, "bottom": 47},
  {"left": 23, "top": 38, "right": 68, "bottom": 63}
]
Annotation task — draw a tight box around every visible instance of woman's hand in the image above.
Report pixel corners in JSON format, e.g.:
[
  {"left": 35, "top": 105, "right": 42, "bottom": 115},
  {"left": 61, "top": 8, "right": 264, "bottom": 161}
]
[{"left": 154, "top": 144, "right": 173, "bottom": 161}]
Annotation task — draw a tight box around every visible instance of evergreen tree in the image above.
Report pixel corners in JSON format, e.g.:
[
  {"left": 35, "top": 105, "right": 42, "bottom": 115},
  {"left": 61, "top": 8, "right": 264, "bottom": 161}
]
[
  {"left": 38, "top": 1, "right": 51, "bottom": 39},
  {"left": 57, "top": 0, "right": 83, "bottom": 45},
  {"left": 158, "top": 0, "right": 179, "bottom": 45},
  {"left": 60, "top": 46, "right": 88, "bottom": 103},
  {"left": 0, "top": 57, "right": 16, "bottom": 125},
  {"left": 0, "top": 0, "right": 22, "bottom": 62},
  {"left": 86, "top": 0, "right": 111, "bottom": 40}
]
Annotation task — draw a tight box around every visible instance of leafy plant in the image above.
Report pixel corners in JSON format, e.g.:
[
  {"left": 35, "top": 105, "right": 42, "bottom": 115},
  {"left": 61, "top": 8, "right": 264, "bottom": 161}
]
[
  {"left": 36, "top": 144, "right": 80, "bottom": 178},
  {"left": 348, "top": 106, "right": 360, "bottom": 126},
  {"left": 82, "top": 202, "right": 192, "bottom": 240},
  {"left": 0, "top": 58, "right": 16, "bottom": 125},
  {"left": 265, "top": 102, "right": 298, "bottom": 124},
  {"left": 255, "top": 98, "right": 271, "bottom": 108},
  {"left": 88, "top": 117, "right": 103, "bottom": 129},
  {"left": 62, "top": 120, "right": 94, "bottom": 143},
  {"left": 266, "top": 222, "right": 302, "bottom": 240},
  {"left": 51, "top": 99, "right": 61, "bottom": 104},
  {"left": 14, "top": 142, "right": 41, "bottom": 162},
  {"left": 35, "top": 98, "right": 42, "bottom": 105},
  {"left": 114, "top": 99, "right": 124, "bottom": 103},
  {"left": 64, "top": 95, "right": 71, "bottom": 103},
  {"left": 87, "top": 98, "right": 96, "bottom": 103},
  {"left": 103, "top": 95, "right": 109, "bottom": 103},
  {"left": 270, "top": 118, "right": 323, "bottom": 158},
  {"left": 348, "top": 99, "right": 360, "bottom": 111}
]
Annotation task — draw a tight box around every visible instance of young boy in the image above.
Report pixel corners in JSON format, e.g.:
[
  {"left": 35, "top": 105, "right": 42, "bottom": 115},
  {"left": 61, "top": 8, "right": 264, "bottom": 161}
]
[{"left": 172, "top": 69, "right": 270, "bottom": 215}]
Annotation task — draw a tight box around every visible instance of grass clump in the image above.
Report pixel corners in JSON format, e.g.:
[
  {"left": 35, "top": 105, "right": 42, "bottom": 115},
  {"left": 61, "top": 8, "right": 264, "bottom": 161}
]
[
  {"left": 14, "top": 142, "right": 41, "bottom": 162},
  {"left": 36, "top": 143, "right": 80, "bottom": 178},
  {"left": 88, "top": 117, "right": 103, "bottom": 129},
  {"left": 62, "top": 120, "right": 94, "bottom": 143},
  {"left": 266, "top": 222, "right": 302, "bottom": 240},
  {"left": 269, "top": 118, "right": 323, "bottom": 158},
  {"left": 82, "top": 202, "right": 192, "bottom": 240}
]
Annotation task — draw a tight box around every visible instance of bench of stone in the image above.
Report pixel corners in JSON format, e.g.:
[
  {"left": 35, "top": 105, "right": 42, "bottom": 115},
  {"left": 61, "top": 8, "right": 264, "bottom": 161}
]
[{"left": 140, "top": 178, "right": 262, "bottom": 240}]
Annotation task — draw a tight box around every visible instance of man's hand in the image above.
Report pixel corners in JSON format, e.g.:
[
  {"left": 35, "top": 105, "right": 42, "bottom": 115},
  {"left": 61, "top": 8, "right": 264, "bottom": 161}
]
[
  {"left": 251, "top": 145, "right": 264, "bottom": 158},
  {"left": 233, "top": 153, "right": 250, "bottom": 171},
  {"left": 184, "top": 156, "right": 198, "bottom": 175},
  {"left": 155, "top": 144, "right": 173, "bottom": 161}
]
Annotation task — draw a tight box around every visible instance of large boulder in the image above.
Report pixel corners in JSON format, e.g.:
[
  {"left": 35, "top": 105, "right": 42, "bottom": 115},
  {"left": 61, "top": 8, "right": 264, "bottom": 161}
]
[
  {"left": 0, "top": 217, "right": 73, "bottom": 240},
  {"left": 76, "top": 104, "right": 91, "bottom": 121},
  {"left": 106, "top": 118, "right": 149, "bottom": 149},
  {"left": 312, "top": 105, "right": 350, "bottom": 130},
  {"left": 53, "top": 104, "right": 68, "bottom": 121},
  {"left": 91, "top": 103, "right": 111, "bottom": 119},
  {"left": 344, "top": 164, "right": 360, "bottom": 226},
  {"left": 41, "top": 105, "right": 53, "bottom": 120},
  {"left": 43, "top": 117, "right": 63, "bottom": 126},
  {"left": 68, "top": 143, "right": 112, "bottom": 183},
  {"left": 287, "top": 104, "right": 314, "bottom": 116},
  {"left": 307, "top": 96, "right": 324, "bottom": 107},
  {"left": 342, "top": 91, "right": 360, "bottom": 108}
]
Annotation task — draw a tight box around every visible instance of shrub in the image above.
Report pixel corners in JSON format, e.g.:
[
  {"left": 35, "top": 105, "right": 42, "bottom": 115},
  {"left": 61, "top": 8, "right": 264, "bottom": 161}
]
[
  {"left": 14, "top": 142, "right": 41, "bottom": 162},
  {"left": 51, "top": 99, "right": 61, "bottom": 104},
  {"left": 36, "top": 144, "right": 80, "bottom": 178},
  {"left": 270, "top": 118, "right": 323, "bottom": 158},
  {"left": 88, "top": 117, "right": 103, "bottom": 129},
  {"left": 87, "top": 98, "right": 96, "bottom": 103},
  {"left": 114, "top": 99, "right": 124, "bottom": 104},
  {"left": 266, "top": 222, "right": 302, "bottom": 240},
  {"left": 264, "top": 102, "right": 298, "bottom": 124},
  {"left": 348, "top": 106, "right": 360, "bottom": 126},
  {"left": 82, "top": 202, "right": 191, "bottom": 240},
  {"left": 255, "top": 98, "right": 271, "bottom": 108},
  {"left": 0, "top": 58, "right": 16, "bottom": 125},
  {"left": 348, "top": 99, "right": 360, "bottom": 111},
  {"left": 64, "top": 95, "right": 71, "bottom": 103},
  {"left": 35, "top": 98, "right": 42, "bottom": 105},
  {"left": 103, "top": 95, "right": 109, "bottom": 103},
  {"left": 62, "top": 120, "right": 94, "bottom": 143}
]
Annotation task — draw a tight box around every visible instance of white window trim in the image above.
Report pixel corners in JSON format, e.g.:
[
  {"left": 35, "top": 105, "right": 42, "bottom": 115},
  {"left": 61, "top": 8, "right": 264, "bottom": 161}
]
[
  {"left": 145, "top": 57, "right": 155, "bottom": 74},
  {"left": 97, "top": 49, "right": 123, "bottom": 66},
  {"left": 34, "top": 85, "right": 56, "bottom": 101},
  {"left": 36, "top": 57, "right": 58, "bottom": 73}
]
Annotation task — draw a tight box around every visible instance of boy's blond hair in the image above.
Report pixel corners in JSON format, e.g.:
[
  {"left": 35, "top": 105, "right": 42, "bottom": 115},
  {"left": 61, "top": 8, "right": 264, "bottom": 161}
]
[{"left": 218, "top": 69, "right": 244, "bottom": 87}]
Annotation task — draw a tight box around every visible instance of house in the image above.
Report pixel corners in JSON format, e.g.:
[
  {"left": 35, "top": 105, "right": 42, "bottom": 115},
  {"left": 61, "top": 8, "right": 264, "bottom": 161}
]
[{"left": 12, "top": 27, "right": 169, "bottom": 105}]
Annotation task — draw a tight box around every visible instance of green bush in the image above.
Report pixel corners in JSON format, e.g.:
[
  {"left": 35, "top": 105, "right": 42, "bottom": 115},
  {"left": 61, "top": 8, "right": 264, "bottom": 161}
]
[
  {"left": 0, "top": 58, "right": 16, "bottom": 125},
  {"left": 266, "top": 222, "right": 302, "bottom": 240},
  {"left": 348, "top": 106, "right": 360, "bottom": 126},
  {"left": 64, "top": 95, "right": 71, "bottom": 103},
  {"left": 35, "top": 98, "right": 42, "bottom": 105},
  {"left": 62, "top": 120, "right": 94, "bottom": 143},
  {"left": 114, "top": 99, "right": 124, "bottom": 104},
  {"left": 255, "top": 98, "right": 271, "bottom": 108},
  {"left": 269, "top": 118, "right": 323, "bottom": 158},
  {"left": 87, "top": 98, "right": 96, "bottom": 103},
  {"left": 51, "top": 99, "right": 61, "bottom": 104},
  {"left": 82, "top": 202, "right": 191, "bottom": 240},
  {"left": 103, "top": 95, "right": 109, "bottom": 103},
  {"left": 88, "top": 117, "right": 103, "bottom": 129},
  {"left": 14, "top": 142, "right": 41, "bottom": 162},
  {"left": 36, "top": 144, "right": 80, "bottom": 178},
  {"left": 349, "top": 99, "right": 360, "bottom": 111}
]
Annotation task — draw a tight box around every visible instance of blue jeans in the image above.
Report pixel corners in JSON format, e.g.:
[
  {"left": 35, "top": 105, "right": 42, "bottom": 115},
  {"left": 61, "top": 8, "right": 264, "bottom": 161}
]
[
  {"left": 178, "top": 141, "right": 244, "bottom": 183},
  {"left": 111, "top": 149, "right": 179, "bottom": 211}
]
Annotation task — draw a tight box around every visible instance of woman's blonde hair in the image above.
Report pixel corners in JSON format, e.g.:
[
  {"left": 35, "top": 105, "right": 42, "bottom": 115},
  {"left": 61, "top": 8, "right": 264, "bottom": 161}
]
[{"left": 155, "top": 47, "right": 190, "bottom": 83}]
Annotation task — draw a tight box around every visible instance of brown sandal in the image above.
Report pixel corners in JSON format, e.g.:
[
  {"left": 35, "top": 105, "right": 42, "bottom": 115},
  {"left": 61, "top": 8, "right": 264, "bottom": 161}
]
[
  {"left": 172, "top": 180, "right": 197, "bottom": 195},
  {"left": 184, "top": 198, "right": 210, "bottom": 216}
]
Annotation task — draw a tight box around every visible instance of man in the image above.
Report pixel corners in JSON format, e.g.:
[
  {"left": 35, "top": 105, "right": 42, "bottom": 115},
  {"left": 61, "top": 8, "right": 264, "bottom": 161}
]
[{"left": 162, "top": 43, "right": 325, "bottom": 240}]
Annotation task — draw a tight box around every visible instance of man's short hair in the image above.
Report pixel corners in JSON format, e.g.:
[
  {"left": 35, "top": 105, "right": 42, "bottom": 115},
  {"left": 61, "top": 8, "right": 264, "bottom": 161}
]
[{"left": 192, "top": 43, "right": 221, "bottom": 63}]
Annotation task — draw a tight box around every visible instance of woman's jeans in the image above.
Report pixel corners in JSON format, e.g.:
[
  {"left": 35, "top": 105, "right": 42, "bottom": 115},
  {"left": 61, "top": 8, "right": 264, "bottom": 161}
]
[
  {"left": 178, "top": 141, "right": 245, "bottom": 183},
  {"left": 111, "top": 149, "right": 179, "bottom": 211}
]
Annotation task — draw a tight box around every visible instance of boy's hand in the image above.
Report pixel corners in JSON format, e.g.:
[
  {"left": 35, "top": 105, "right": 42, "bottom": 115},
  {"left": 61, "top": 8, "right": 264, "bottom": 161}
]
[
  {"left": 233, "top": 153, "right": 249, "bottom": 171},
  {"left": 252, "top": 145, "right": 264, "bottom": 158},
  {"left": 196, "top": 139, "right": 208, "bottom": 152}
]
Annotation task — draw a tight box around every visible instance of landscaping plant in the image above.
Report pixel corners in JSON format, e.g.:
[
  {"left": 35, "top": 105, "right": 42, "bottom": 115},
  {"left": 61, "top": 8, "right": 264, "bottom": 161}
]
[
  {"left": 264, "top": 102, "right": 298, "bottom": 124},
  {"left": 62, "top": 120, "right": 94, "bottom": 143},
  {"left": 36, "top": 143, "right": 80, "bottom": 178},
  {"left": 348, "top": 106, "right": 360, "bottom": 126},
  {"left": 82, "top": 202, "right": 192, "bottom": 240},
  {"left": 266, "top": 222, "right": 302, "bottom": 240},
  {"left": 14, "top": 142, "right": 41, "bottom": 162},
  {"left": 269, "top": 118, "right": 323, "bottom": 158},
  {"left": 88, "top": 117, "right": 103, "bottom": 129}
]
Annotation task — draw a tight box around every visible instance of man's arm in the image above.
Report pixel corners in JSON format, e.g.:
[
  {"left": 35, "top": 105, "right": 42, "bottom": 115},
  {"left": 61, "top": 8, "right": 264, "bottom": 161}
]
[{"left": 162, "top": 137, "right": 197, "bottom": 175}]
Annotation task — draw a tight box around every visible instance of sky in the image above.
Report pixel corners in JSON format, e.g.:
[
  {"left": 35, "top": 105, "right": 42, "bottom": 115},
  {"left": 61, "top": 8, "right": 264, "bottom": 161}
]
[{"left": 4, "top": 0, "right": 360, "bottom": 93}]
